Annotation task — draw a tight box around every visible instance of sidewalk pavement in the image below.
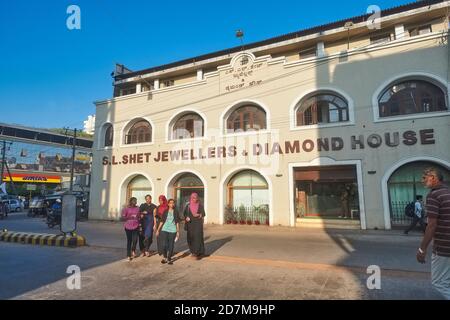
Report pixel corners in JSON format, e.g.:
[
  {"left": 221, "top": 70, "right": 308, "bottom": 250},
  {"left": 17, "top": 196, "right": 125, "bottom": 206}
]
[
  {"left": 1, "top": 212, "right": 441, "bottom": 300},
  {"left": 1, "top": 212, "right": 429, "bottom": 273}
]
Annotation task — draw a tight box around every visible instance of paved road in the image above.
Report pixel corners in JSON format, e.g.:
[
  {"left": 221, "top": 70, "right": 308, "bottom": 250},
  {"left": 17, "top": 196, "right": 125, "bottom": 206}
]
[{"left": 0, "top": 213, "right": 443, "bottom": 300}]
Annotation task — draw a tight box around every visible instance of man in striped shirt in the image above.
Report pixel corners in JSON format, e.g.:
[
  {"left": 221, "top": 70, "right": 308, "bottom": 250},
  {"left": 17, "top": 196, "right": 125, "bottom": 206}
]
[{"left": 417, "top": 167, "right": 450, "bottom": 299}]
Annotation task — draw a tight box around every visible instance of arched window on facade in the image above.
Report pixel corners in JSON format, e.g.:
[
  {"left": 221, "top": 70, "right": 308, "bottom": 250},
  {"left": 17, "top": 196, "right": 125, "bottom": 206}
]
[
  {"left": 296, "top": 93, "right": 349, "bottom": 126},
  {"left": 104, "top": 124, "right": 113, "bottom": 147},
  {"left": 125, "top": 120, "right": 152, "bottom": 144},
  {"left": 378, "top": 80, "right": 447, "bottom": 118},
  {"left": 171, "top": 113, "right": 204, "bottom": 140},
  {"left": 225, "top": 170, "right": 269, "bottom": 225},
  {"left": 226, "top": 105, "right": 267, "bottom": 134}
]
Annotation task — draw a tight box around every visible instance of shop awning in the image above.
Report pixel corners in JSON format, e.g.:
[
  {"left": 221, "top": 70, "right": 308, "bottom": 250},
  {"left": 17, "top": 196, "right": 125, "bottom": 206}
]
[{"left": 2, "top": 173, "right": 61, "bottom": 184}]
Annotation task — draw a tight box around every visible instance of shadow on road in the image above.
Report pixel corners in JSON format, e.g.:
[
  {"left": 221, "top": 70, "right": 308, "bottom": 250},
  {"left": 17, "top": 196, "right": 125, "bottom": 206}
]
[{"left": 204, "top": 236, "right": 233, "bottom": 256}]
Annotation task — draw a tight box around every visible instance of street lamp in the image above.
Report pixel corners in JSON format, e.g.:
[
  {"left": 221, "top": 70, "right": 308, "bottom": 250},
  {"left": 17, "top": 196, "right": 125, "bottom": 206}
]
[{"left": 236, "top": 29, "right": 244, "bottom": 49}]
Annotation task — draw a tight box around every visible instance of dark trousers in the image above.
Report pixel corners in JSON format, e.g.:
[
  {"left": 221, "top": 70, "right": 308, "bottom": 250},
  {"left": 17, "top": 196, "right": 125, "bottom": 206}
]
[
  {"left": 160, "top": 231, "right": 176, "bottom": 261},
  {"left": 156, "top": 216, "right": 163, "bottom": 255},
  {"left": 405, "top": 216, "right": 427, "bottom": 234},
  {"left": 156, "top": 233, "right": 164, "bottom": 255},
  {"left": 139, "top": 234, "right": 152, "bottom": 252},
  {"left": 125, "top": 228, "right": 139, "bottom": 257},
  {"left": 341, "top": 201, "right": 350, "bottom": 218}
]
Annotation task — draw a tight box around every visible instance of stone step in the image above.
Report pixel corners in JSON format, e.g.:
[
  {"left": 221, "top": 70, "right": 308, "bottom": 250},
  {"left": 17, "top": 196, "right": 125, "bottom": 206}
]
[{"left": 296, "top": 218, "right": 361, "bottom": 230}]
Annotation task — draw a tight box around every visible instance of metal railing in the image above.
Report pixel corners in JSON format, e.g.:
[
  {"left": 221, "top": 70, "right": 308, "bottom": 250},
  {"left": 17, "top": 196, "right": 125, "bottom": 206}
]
[
  {"left": 390, "top": 201, "right": 414, "bottom": 225},
  {"left": 224, "top": 206, "right": 270, "bottom": 225}
]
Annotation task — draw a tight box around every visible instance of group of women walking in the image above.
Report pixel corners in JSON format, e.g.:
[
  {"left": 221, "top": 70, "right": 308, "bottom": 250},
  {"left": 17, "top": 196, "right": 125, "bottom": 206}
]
[{"left": 121, "top": 193, "right": 206, "bottom": 264}]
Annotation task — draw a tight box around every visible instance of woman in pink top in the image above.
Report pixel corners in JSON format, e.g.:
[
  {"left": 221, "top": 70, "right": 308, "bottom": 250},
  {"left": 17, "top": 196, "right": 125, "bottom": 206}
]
[{"left": 122, "top": 197, "right": 140, "bottom": 261}]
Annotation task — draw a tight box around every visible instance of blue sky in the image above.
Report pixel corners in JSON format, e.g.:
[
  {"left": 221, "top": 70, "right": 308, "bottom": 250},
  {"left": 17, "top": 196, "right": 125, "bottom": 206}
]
[{"left": 0, "top": 0, "right": 410, "bottom": 129}]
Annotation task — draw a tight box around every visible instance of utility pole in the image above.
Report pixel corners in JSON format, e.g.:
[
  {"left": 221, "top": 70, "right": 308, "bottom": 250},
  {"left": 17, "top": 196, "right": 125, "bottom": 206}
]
[
  {"left": 0, "top": 141, "right": 6, "bottom": 186},
  {"left": 69, "top": 128, "right": 77, "bottom": 193},
  {"left": 0, "top": 140, "right": 16, "bottom": 195}
]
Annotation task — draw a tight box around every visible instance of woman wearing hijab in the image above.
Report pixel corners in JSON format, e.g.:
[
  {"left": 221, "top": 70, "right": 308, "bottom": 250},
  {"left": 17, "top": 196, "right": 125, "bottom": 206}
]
[
  {"left": 121, "top": 197, "right": 140, "bottom": 261},
  {"left": 183, "top": 193, "right": 206, "bottom": 259},
  {"left": 154, "top": 195, "right": 168, "bottom": 256}
]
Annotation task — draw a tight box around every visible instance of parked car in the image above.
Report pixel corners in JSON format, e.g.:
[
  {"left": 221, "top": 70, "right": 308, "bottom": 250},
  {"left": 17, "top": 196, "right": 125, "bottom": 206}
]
[{"left": 6, "top": 199, "right": 23, "bottom": 212}]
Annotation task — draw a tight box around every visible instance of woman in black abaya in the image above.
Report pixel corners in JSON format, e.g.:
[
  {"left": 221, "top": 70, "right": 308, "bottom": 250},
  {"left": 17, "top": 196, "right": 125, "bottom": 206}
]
[{"left": 183, "top": 193, "right": 206, "bottom": 259}]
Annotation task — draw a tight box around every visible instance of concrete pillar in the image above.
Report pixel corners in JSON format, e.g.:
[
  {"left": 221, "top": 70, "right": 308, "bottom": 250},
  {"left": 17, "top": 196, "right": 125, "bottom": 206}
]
[
  {"left": 154, "top": 79, "right": 160, "bottom": 90},
  {"left": 395, "top": 24, "right": 405, "bottom": 40},
  {"left": 317, "top": 42, "right": 325, "bottom": 58},
  {"left": 136, "top": 82, "right": 142, "bottom": 93},
  {"left": 197, "top": 69, "right": 204, "bottom": 81}
]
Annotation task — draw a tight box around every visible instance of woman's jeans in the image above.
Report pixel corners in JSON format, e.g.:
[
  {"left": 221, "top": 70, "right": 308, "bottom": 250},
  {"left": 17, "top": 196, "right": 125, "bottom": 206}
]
[
  {"left": 160, "top": 231, "right": 176, "bottom": 261},
  {"left": 125, "top": 228, "right": 139, "bottom": 257}
]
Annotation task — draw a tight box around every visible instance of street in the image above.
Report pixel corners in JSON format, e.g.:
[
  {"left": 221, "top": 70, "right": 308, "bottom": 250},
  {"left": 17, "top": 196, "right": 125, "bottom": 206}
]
[{"left": 0, "top": 212, "right": 443, "bottom": 300}]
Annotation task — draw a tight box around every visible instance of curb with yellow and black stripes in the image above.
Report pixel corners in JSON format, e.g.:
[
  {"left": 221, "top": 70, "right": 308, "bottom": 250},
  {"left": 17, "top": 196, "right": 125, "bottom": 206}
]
[{"left": 0, "top": 230, "right": 86, "bottom": 248}]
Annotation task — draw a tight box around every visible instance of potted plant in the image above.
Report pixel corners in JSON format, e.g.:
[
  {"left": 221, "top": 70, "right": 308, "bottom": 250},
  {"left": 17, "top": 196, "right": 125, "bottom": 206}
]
[
  {"left": 224, "top": 206, "right": 233, "bottom": 224},
  {"left": 259, "top": 205, "right": 269, "bottom": 226},
  {"left": 231, "top": 207, "right": 238, "bottom": 224},
  {"left": 238, "top": 205, "right": 246, "bottom": 225}
]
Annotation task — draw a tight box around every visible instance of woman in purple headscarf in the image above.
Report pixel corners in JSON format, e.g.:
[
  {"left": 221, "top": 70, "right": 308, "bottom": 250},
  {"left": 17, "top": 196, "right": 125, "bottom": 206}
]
[{"left": 183, "top": 193, "right": 206, "bottom": 259}]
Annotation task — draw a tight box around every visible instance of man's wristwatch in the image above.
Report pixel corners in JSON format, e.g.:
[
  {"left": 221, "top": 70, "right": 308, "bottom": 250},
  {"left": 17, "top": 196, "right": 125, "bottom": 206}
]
[{"left": 418, "top": 248, "right": 425, "bottom": 254}]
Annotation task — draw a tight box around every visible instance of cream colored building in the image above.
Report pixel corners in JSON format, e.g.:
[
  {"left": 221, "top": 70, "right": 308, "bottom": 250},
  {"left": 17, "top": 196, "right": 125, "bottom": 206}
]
[{"left": 90, "top": 0, "right": 450, "bottom": 230}]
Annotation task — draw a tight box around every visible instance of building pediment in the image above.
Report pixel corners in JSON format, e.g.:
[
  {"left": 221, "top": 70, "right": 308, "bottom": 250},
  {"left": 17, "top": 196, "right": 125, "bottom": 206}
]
[{"left": 217, "top": 52, "right": 274, "bottom": 94}]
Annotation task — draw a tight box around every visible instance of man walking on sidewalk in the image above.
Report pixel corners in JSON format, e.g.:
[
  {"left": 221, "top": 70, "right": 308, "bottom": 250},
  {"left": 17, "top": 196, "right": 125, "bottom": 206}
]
[
  {"left": 416, "top": 168, "right": 450, "bottom": 299},
  {"left": 404, "top": 195, "right": 426, "bottom": 235}
]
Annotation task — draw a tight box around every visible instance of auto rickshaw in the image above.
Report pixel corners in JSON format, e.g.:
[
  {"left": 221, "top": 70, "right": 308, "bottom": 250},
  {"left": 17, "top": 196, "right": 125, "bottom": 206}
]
[{"left": 27, "top": 196, "right": 47, "bottom": 217}]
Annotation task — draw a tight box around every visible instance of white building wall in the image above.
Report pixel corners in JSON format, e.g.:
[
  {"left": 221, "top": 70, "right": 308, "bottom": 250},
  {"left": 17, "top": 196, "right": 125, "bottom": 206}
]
[{"left": 90, "top": 34, "right": 450, "bottom": 229}]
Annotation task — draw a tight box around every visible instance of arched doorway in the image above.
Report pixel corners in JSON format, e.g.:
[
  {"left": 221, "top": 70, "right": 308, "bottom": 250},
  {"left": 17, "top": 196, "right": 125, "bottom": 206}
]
[
  {"left": 170, "top": 173, "right": 205, "bottom": 212},
  {"left": 225, "top": 170, "right": 270, "bottom": 225},
  {"left": 388, "top": 161, "right": 450, "bottom": 225},
  {"left": 126, "top": 175, "right": 152, "bottom": 206}
]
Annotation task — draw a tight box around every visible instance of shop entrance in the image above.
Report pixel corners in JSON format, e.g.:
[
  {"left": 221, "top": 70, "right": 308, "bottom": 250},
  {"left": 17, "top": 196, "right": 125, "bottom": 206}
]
[
  {"left": 171, "top": 173, "right": 204, "bottom": 212},
  {"left": 126, "top": 175, "right": 152, "bottom": 205},
  {"left": 294, "top": 165, "right": 360, "bottom": 220}
]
